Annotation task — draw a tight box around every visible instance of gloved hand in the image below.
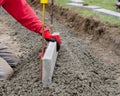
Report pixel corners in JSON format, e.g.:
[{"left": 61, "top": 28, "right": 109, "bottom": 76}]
[{"left": 44, "top": 30, "right": 61, "bottom": 51}]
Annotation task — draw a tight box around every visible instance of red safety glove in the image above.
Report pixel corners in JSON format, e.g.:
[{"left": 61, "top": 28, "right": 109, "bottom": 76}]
[{"left": 44, "top": 30, "right": 61, "bottom": 51}]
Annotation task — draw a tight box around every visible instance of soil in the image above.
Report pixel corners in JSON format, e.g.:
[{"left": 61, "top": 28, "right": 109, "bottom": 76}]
[
  {"left": 0, "top": 3, "right": 120, "bottom": 96},
  {"left": 46, "top": 4, "right": 120, "bottom": 64}
]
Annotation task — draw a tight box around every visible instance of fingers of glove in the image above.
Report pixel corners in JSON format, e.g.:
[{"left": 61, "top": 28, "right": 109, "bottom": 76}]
[
  {"left": 52, "top": 35, "right": 61, "bottom": 45},
  {"left": 52, "top": 35, "right": 61, "bottom": 51},
  {"left": 45, "top": 38, "right": 60, "bottom": 51}
]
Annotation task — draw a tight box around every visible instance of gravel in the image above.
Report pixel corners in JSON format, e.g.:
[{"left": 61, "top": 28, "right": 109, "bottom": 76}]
[{"left": 0, "top": 7, "right": 120, "bottom": 96}]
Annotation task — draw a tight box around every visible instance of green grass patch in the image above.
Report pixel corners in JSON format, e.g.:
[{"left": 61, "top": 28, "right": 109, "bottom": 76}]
[
  {"left": 98, "top": 14, "right": 120, "bottom": 26},
  {"left": 75, "top": 8, "right": 120, "bottom": 26},
  {"left": 55, "top": 0, "right": 69, "bottom": 6},
  {"left": 84, "top": 0, "right": 116, "bottom": 11},
  {"left": 54, "top": 0, "right": 120, "bottom": 26}
]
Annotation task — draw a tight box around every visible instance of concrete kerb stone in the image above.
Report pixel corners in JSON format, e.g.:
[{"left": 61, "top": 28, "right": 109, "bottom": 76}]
[
  {"left": 42, "top": 33, "right": 59, "bottom": 86},
  {"left": 67, "top": 3, "right": 101, "bottom": 10},
  {"left": 83, "top": 5, "right": 101, "bottom": 10},
  {"left": 94, "top": 8, "right": 120, "bottom": 18},
  {"left": 70, "top": 0, "right": 84, "bottom": 3},
  {"left": 67, "top": 3, "right": 83, "bottom": 7},
  {"left": 67, "top": 2, "right": 120, "bottom": 19}
]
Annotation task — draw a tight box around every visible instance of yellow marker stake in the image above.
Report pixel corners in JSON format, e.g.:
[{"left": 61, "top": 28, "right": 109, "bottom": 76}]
[
  {"left": 40, "top": 0, "right": 48, "bottom": 80},
  {"left": 41, "top": 0, "right": 48, "bottom": 4}
]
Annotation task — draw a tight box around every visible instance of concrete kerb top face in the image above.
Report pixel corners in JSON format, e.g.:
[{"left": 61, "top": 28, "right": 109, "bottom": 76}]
[
  {"left": 70, "top": 0, "right": 84, "bottom": 3},
  {"left": 67, "top": 3, "right": 83, "bottom": 7},
  {"left": 94, "top": 8, "right": 120, "bottom": 18},
  {"left": 83, "top": 5, "right": 101, "bottom": 9},
  {"left": 67, "top": 3, "right": 101, "bottom": 10}
]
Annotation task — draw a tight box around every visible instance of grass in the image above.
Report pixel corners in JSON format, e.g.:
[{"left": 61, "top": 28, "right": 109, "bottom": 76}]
[
  {"left": 84, "top": 0, "right": 116, "bottom": 11},
  {"left": 99, "top": 14, "right": 120, "bottom": 26},
  {"left": 54, "top": 0, "right": 120, "bottom": 26},
  {"left": 54, "top": 0, "right": 69, "bottom": 6}
]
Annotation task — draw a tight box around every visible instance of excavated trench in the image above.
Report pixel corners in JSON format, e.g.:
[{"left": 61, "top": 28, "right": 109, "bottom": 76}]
[
  {"left": 46, "top": 4, "right": 120, "bottom": 64},
  {"left": 0, "top": 3, "right": 120, "bottom": 96}
]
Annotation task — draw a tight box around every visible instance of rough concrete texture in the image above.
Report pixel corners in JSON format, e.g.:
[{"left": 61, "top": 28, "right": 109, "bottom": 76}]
[
  {"left": 0, "top": 6, "right": 120, "bottom": 96},
  {"left": 94, "top": 8, "right": 120, "bottom": 18},
  {"left": 67, "top": 3, "right": 101, "bottom": 10},
  {"left": 70, "top": 0, "right": 84, "bottom": 3},
  {"left": 42, "top": 42, "right": 58, "bottom": 86}
]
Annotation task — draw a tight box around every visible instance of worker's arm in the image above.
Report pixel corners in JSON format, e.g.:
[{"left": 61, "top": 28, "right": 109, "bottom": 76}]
[
  {"left": 2, "top": 0, "right": 61, "bottom": 51},
  {"left": 2, "top": 0, "right": 51, "bottom": 38}
]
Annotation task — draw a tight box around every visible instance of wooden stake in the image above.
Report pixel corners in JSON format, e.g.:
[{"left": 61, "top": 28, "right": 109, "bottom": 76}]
[
  {"left": 40, "top": 4, "right": 46, "bottom": 80},
  {"left": 50, "top": 0, "right": 54, "bottom": 33}
]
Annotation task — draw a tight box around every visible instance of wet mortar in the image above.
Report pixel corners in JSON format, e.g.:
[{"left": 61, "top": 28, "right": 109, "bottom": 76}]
[{"left": 0, "top": 6, "right": 120, "bottom": 96}]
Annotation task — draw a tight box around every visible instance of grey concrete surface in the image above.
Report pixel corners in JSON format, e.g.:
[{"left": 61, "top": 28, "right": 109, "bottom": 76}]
[
  {"left": 42, "top": 42, "right": 58, "bottom": 86},
  {"left": 67, "top": 3, "right": 83, "bottom": 7},
  {"left": 94, "top": 8, "right": 120, "bottom": 18},
  {"left": 70, "top": 0, "right": 84, "bottom": 3},
  {"left": 67, "top": 3, "right": 101, "bottom": 10}
]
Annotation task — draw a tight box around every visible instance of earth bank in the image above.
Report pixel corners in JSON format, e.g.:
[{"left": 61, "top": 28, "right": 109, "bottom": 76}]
[{"left": 46, "top": 4, "right": 120, "bottom": 63}]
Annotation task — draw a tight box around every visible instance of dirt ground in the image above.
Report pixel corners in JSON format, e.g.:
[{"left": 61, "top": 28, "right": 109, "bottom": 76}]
[
  {"left": 0, "top": 4, "right": 120, "bottom": 96},
  {"left": 46, "top": 4, "right": 120, "bottom": 64}
]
